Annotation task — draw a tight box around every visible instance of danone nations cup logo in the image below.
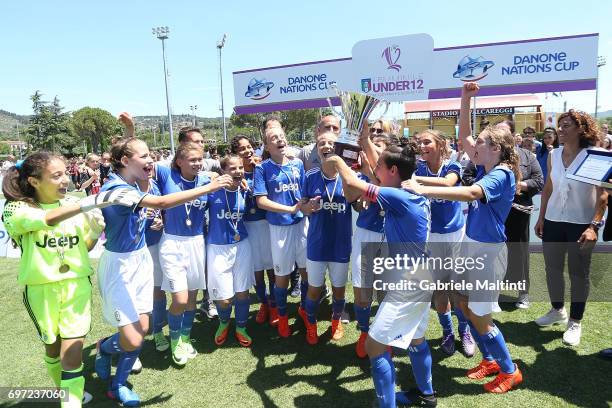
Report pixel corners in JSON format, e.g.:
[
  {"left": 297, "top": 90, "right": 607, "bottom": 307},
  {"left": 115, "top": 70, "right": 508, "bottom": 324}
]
[
  {"left": 382, "top": 45, "right": 402, "bottom": 72},
  {"left": 453, "top": 55, "right": 495, "bottom": 81},
  {"left": 245, "top": 78, "right": 274, "bottom": 100}
]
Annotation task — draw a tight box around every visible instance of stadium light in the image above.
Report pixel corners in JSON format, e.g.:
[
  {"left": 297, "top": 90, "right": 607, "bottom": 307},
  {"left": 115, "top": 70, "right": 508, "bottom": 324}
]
[{"left": 152, "top": 26, "right": 175, "bottom": 153}]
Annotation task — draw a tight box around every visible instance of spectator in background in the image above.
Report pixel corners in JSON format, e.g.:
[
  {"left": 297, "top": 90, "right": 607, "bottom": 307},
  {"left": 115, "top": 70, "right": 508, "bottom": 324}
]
[
  {"left": 537, "top": 127, "right": 559, "bottom": 180},
  {"left": 522, "top": 126, "right": 542, "bottom": 153},
  {"left": 497, "top": 120, "right": 544, "bottom": 309},
  {"left": 534, "top": 110, "right": 608, "bottom": 346},
  {"left": 99, "top": 152, "right": 112, "bottom": 185},
  {"left": 79, "top": 153, "right": 101, "bottom": 196},
  {"left": 369, "top": 119, "right": 392, "bottom": 136},
  {"left": 514, "top": 133, "right": 522, "bottom": 147},
  {"left": 68, "top": 157, "right": 80, "bottom": 191}
]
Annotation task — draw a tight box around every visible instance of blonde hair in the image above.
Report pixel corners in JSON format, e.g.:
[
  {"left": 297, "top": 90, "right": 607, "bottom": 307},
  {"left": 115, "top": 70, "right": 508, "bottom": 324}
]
[
  {"left": 418, "top": 129, "right": 451, "bottom": 160},
  {"left": 480, "top": 126, "right": 522, "bottom": 193},
  {"left": 171, "top": 142, "right": 204, "bottom": 170}
]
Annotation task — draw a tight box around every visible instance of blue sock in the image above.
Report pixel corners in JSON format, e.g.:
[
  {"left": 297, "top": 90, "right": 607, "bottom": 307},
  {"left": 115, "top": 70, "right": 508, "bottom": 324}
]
[
  {"left": 382, "top": 351, "right": 395, "bottom": 383},
  {"left": 255, "top": 280, "right": 267, "bottom": 304},
  {"left": 437, "top": 312, "right": 453, "bottom": 335},
  {"left": 332, "top": 297, "right": 345, "bottom": 321},
  {"left": 234, "top": 298, "right": 250, "bottom": 328},
  {"left": 152, "top": 297, "right": 167, "bottom": 334},
  {"left": 274, "top": 286, "right": 288, "bottom": 317},
  {"left": 354, "top": 303, "right": 371, "bottom": 332},
  {"left": 111, "top": 348, "right": 141, "bottom": 389},
  {"left": 168, "top": 311, "right": 183, "bottom": 343},
  {"left": 407, "top": 341, "right": 434, "bottom": 395},
  {"left": 467, "top": 321, "right": 494, "bottom": 361},
  {"left": 268, "top": 281, "right": 276, "bottom": 307},
  {"left": 181, "top": 310, "right": 196, "bottom": 339},
  {"left": 370, "top": 352, "right": 396, "bottom": 408},
  {"left": 482, "top": 326, "right": 515, "bottom": 374},
  {"left": 300, "top": 280, "right": 308, "bottom": 309},
  {"left": 455, "top": 309, "right": 469, "bottom": 334},
  {"left": 217, "top": 303, "right": 232, "bottom": 323},
  {"left": 100, "top": 333, "right": 123, "bottom": 355},
  {"left": 304, "top": 297, "right": 319, "bottom": 324}
]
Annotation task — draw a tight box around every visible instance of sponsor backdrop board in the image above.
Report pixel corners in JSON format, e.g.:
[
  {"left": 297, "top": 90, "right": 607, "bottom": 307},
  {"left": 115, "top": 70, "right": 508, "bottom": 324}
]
[{"left": 233, "top": 33, "right": 598, "bottom": 114}]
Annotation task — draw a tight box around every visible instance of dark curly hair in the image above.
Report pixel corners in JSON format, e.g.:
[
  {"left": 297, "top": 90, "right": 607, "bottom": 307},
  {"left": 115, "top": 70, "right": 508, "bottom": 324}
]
[
  {"left": 557, "top": 109, "right": 600, "bottom": 147},
  {"left": 230, "top": 134, "right": 255, "bottom": 154}
]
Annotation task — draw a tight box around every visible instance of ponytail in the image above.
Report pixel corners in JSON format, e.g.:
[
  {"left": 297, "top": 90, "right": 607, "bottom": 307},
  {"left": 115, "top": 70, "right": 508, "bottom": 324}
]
[
  {"left": 380, "top": 140, "right": 418, "bottom": 181},
  {"left": 482, "top": 126, "right": 522, "bottom": 193},
  {"left": 2, "top": 152, "right": 64, "bottom": 204}
]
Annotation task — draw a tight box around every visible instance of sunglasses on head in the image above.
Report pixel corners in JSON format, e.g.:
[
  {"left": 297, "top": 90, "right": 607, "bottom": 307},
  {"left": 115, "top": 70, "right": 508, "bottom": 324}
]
[{"left": 370, "top": 128, "right": 384, "bottom": 134}]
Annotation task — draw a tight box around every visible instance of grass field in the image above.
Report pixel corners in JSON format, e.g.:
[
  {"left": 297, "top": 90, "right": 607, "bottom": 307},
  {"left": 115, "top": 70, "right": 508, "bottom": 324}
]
[{"left": 0, "top": 256, "right": 611, "bottom": 408}]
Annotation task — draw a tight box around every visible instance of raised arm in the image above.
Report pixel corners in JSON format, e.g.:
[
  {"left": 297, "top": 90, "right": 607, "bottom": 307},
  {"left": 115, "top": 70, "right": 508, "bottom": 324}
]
[
  {"left": 118, "top": 112, "right": 135, "bottom": 138},
  {"left": 459, "top": 82, "right": 479, "bottom": 160}
]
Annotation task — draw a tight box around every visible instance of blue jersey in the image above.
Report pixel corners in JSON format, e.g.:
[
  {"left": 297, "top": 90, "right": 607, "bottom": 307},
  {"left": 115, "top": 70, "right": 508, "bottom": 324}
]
[
  {"left": 144, "top": 179, "right": 163, "bottom": 247},
  {"left": 466, "top": 166, "right": 515, "bottom": 243},
  {"left": 415, "top": 160, "right": 464, "bottom": 234},
  {"left": 244, "top": 171, "right": 266, "bottom": 222},
  {"left": 155, "top": 165, "right": 210, "bottom": 236},
  {"left": 303, "top": 168, "right": 352, "bottom": 263},
  {"left": 100, "top": 173, "right": 148, "bottom": 253},
  {"left": 206, "top": 187, "right": 249, "bottom": 245},
  {"left": 355, "top": 174, "right": 384, "bottom": 233},
  {"left": 375, "top": 186, "right": 430, "bottom": 258},
  {"left": 253, "top": 158, "right": 305, "bottom": 226}
]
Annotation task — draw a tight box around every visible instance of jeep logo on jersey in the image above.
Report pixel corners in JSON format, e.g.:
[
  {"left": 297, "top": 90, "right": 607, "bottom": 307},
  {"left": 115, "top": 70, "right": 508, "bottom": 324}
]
[
  {"left": 318, "top": 200, "right": 347, "bottom": 213},
  {"left": 188, "top": 198, "right": 207, "bottom": 210},
  {"left": 274, "top": 183, "right": 299, "bottom": 193},
  {"left": 35, "top": 234, "right": 79, "bottom": 249},
  {"left": 217, "top": 209, "right": 244, "bottom": 221}
]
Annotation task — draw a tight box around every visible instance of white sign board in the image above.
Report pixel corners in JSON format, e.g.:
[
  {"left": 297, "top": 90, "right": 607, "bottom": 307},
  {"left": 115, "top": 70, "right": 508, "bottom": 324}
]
[
  {"left": 233, "top": 33, "right": 598, "bottom": 114},
  {"left": 351, "top": 34, "right": 434, "bottom": 102}
]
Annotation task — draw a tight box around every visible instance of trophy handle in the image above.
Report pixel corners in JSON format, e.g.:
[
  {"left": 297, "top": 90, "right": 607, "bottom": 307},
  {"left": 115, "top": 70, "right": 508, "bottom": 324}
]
[
  {"left": 375, "top": 99, "right": 390, "bottom": 121},
  {"left": 327, "top": 83, "right": 344, "bottom": 120}
]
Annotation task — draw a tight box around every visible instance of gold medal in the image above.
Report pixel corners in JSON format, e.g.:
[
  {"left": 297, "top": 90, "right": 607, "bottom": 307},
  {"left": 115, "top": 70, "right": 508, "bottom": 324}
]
[
  {"left": 59, "top": 264, "right": 70, "bottom": 273},
  {"left": 234, "top": 234, "right": 241, "bottom": 241},
  {"left": 379, "top": 210, "right": 385, "bottom": 217},
  {"left": 186, "top": 219, "right": 192, "bottom": 227}
]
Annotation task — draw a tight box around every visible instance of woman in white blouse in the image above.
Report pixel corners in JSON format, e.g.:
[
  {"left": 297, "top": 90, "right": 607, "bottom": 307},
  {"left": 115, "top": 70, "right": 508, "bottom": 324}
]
[{"left": 534, "top": 110, "right": 608, "bottom": 346}]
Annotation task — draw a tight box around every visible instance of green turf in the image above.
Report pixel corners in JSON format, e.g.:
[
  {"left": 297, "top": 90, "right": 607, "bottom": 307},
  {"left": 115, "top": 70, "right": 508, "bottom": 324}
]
[{"left": 0, "top": 256, "right": 610, "bottom": 408}]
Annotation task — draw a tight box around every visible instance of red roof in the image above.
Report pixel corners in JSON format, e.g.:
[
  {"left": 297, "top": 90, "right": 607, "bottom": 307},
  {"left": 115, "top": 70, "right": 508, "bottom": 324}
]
[{"left": 404, "top": 95, "right": 542, "bottom": 113}]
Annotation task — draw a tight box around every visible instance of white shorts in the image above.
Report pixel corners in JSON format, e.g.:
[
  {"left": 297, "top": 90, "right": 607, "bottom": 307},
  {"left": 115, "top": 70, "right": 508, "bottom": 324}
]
[
  {"left": 269, "top": 218, "right": 308, "bottom": 276},
  {"left": 369, "top": 290, "right": 431, "bottom": 349},
  {"left": 306, "top": 259, "right": 349, "bottom": 288},
  {"left": 159, "top": 233, "right": 206, "bottom": 293},
  {"left": 428, "top": 228, "right": 465, "bottom": 282},
  {"left": 245, "top": 219, "right": 273, "bottom": 271},
  {"left": 351, "top": 227, "right": 384, "bottom": 288},
  {"left": 148, "top": 243, "right": 163, "bottom": 287},
  {"left": 207, "top": 240, "right": 254, "bottom": 301},
  {"left": 97, "top": 246, "right": 154, "bottom": 327},
  {"left": 461, "top": 235, "right": 507, "bottom": 317}
]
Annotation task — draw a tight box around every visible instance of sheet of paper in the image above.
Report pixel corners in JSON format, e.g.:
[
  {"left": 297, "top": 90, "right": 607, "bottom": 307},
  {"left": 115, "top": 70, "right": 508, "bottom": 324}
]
[{"left": 575, "top": 154, "right": 612, "bottom": 180}]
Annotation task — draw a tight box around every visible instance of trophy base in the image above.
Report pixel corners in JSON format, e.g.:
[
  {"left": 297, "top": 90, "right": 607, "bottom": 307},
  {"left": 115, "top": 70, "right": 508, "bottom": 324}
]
[{"left": 334, "top": 142, "right": 361, "bottom": 167}]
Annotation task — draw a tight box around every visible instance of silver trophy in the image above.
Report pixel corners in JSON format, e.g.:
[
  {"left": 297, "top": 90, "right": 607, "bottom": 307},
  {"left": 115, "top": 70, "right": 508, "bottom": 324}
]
[{"left": 328, "top": 85, "right": 389, "bottom": 166}]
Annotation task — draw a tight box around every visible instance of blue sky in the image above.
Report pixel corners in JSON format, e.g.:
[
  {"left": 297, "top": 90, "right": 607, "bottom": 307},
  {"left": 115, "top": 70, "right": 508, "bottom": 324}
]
[{"left": 1, "top": 0, "right": 610, "bottom": 118}]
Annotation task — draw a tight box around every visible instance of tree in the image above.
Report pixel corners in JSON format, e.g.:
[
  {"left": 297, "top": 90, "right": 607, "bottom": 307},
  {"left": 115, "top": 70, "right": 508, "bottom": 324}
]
[
  {"left": 26, "top": 91, "right": 72, "bottom": 152},
  {"left": 70, "top": 107, "right": 121, "bottom": 153}
]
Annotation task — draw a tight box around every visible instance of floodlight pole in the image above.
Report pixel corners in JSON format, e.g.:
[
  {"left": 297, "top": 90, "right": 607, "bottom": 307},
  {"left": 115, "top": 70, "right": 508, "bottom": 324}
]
[
  {"left": 595, "top": 56, "right": 606, "bottom": 119},
  {"left": 217, "top": 34, "right": 228, "bottom": 143},
  {"left": 153, "top": 26, "right": 176, "bottom": 154}
]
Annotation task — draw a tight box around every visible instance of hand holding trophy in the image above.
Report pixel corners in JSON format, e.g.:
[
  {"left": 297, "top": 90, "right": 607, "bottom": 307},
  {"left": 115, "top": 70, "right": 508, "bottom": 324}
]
[{"left": 327, "top": 84, "right": 389, "bottom": 167}]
